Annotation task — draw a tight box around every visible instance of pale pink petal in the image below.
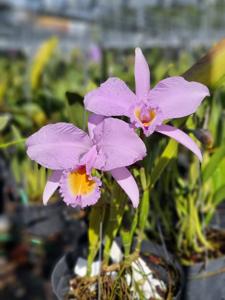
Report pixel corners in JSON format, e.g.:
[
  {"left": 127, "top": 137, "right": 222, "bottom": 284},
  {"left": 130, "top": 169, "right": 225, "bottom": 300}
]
[
  {"left": 26, "top": 123, "right": 92, "bottom": 170},
  {"left": 135, "top": 48, "right": 150, "bottom": 99},
  {"left": 43, "top": 171, "right": 62, "bottom": 205},
  {"left": 156, "top": 124, "right": 202, "bottom": 161},
  {"left": 88, "top": 114, "right": 105, "bottom": 139},
  {"left": 84, "top": 78, "right": 136, "bottom": 117},
  {"left": 110, "top": 167, "right": 139, "bottom": 208},
  {"left": 93, "top": 118, "right": 147, "bottom": 171},
  {"left": 149, "top": 76, "right": 209, "bottom": 119}
]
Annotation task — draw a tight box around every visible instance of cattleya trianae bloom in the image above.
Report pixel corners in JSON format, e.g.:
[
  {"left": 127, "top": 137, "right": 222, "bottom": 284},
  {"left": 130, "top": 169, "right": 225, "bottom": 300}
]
[
  {"left": 84, "top": 48, "right": 210, "bottom": 161},
  {"left": 26, "top": 115, "right": 146, "bottom": 208}
]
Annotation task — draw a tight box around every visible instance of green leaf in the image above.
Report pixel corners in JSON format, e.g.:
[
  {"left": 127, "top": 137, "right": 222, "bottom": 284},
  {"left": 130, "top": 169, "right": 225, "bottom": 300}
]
[
  {"left": 87, "top": 201, "right": 105, "bottom": 275},
  {"left": 136, "top": 188, "right": 150, "bottom": 252},
  {"left": 0, "top": 114, "right": 10, "bottom": 131},
  {"left": 211, "top": 157, "right": 225, "bottom": 191},
  {"left": 120, "top": 209, "right": 138, "bottom": 257},
  {"left": 140, "top": 167, "right": 147, "bottom": 189},
  {"left": 138, "top": 189, "right": 150, "bottom": 237},
  {"left": 0, "top": 80, "right": 7, "bottom": 105},
  {"left": 208, "top": 92, "right": 222, "bottom": 142},
  {"left": 213, "top": 185, "right": 225, "bottom": 207},
  {"left": 205, "top": 185, "right": 225, "bottom": 226},
  {"left": 11, "top": 125, "right": 25, "bottom": 151},
  {"left": 150, "top": 139, "right": 178, "bottom": 188},
  {"left": 103, "top": 184, "right": 126, "bottom": 264},
  {"left": 84, "top": 80, "right": 97, "bottom": 95},
  {"left": 65, "top": 95, "right": 88, "bottom": 129},
  {"left": 14, "top": 115, "right": 33, "bottom": 129},
  {"left": 31, "top": 37, "right": 58, "bottom": 90},
  {"left": 183, "top": 38, "right": 225, "bottom": 89},
  {"left": 202, "top": 146, "right": 225, "bottom": 183},
  {"left": 0, "top": 138, "right": 25, "bottom": 149},
  {"left": 65, "top": 91, "right": 83, "bottom": 106}
]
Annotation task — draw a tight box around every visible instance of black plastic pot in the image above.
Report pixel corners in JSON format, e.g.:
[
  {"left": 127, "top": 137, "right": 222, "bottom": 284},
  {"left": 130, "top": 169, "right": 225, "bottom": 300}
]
[
  {"left": 42, "top": 217, "right": 87, "bottom": 281},
  {"left": 181, "top": 255, "right": 225, "bottom": 300},
  {"left": 51, "top": 240, "right": 183, "bottom": 300},
  {"left": 141, "top": 241, "right": 183, "bottom": 300},
  {"left": 17, "top": 201, "right": 66, "bottom": 238}
]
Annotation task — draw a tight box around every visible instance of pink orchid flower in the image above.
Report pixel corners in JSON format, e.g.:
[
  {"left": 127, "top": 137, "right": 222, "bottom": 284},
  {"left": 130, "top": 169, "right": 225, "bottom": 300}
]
[
  {"left": 26, "top": 116, "right": 146, "bottom": 208},
  {"left": 84, "top": 48, "right": 210, "bottom": 161}
]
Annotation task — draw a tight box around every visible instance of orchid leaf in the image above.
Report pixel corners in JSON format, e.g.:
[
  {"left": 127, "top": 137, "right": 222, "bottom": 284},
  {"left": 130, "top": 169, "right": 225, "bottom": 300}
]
[
  {"left": 136, "top": 188, "right": 150, "bottom": 251},
  {"left": 21, "top": 103, "right": 47, "bottom": 126},
  {"left": 0, "top": 80, "right": 7, "bottom": 104},
  {"left": 31, "top": 37, "right": 58, "bottom": 90},
  {"left": 135, "top": 168, "right": 150, "bottom": 250},
  {"left": 0, "top": 114, "right": 10, "bottom": 131},
  {"left": 208, "top": 91, "right": 222, "bottom": 143},
  {"left": 65, "top": 92, "right": 88, "bottom": 129},
  {"left": 103, "top": 184, "right": 126, "bottom": 264},
  {"left": 121, "top": 209, "right": 138, "bottom": 257},
  {"left": 211, "top": 157, "right": 225, "bottom": 191},
  {"left": 11, "top": 125, "right": 25, "bottom": 151},
  {"left": 87, "top": 201, "right": 105, "bottom": 275},
  {"left": 205, "top": 185, "right": 225, "bottom": 226},
  {"left": 65, "top": 91, "right": 83, "bottom": 105},
  {"left": 84, "top": 80, "right": 97, "bottom": 95},
  {"left": 138, "top": 190, "right": 149, "bottom": 235},
  {"left": 202, "top": 146, "right": 225, "bottom": 183},
  {"left": 140, "top": 167, "right": 147, "bottom": 190},
  {"left": 184, "top": 38, "right": 225, "bottom": 89},
  {"left": 11, "top": 156, "right": 20, "bottom": 183},
  {"left": 150, "top": 139, "right": 178, "bottom": 188},
  {"left": 0, "top": 138, "right": 25, "bottom": 149},
  {"left": 213, "top": 185, "right": 225, "bottom": 207}
]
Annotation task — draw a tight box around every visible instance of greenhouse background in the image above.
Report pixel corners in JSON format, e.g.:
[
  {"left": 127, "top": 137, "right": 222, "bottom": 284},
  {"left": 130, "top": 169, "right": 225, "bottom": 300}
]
[
  {"left": 0, "top": 0, "right": 225, "bottom": 52},
  {"left": 1, "top": 0, "right": 225, "bottom": 300}
]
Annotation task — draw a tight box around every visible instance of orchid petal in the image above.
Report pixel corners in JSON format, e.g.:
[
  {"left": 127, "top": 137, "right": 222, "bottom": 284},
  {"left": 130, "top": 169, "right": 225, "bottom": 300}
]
[
  {"left": 84, "top": 78, "right": 136, "bottom": 117},
  {"left": 43, "top": 171, "right": 62, "bottom": 205},
  {"left": 135, "top": 48, "right": 150, "bottom": 99},
  {"left": 156, "top": 124, "right": 202, "bottom": 161},
  {"left": 149, "top": 76, "right": 209, "bottom": 119},
  {"left": 111, "top": 167, "right": 139, "bottom": 208},
  {"left": 26, "top": 123, "right": 92, "bottom": 170},
  {"left": 88, "top": 114, "right": 105, "bottom": 139},
  {"left": 80, "top": 145, "right": 98, "bottom": 175},
  {"left": 93, "top": 118, "right": 146, "bottom": 171}
]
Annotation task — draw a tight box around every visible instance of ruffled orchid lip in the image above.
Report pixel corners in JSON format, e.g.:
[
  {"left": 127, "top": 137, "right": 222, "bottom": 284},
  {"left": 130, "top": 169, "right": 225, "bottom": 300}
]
[{"left": 59, "top": 166, "right": 101, "bottom": 208}]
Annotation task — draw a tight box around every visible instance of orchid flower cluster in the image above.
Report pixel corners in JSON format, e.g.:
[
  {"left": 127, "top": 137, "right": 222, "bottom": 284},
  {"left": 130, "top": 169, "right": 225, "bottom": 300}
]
[{"left": 26, "top": 48, "right": 209, "bottom": 209}]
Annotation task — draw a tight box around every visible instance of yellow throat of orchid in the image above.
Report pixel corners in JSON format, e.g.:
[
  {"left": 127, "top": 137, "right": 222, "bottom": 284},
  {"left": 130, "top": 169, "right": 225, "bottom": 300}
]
[
  {"left": 135, "top": 108, "right": 156, "bottom": 127},
  {"left": 68, "top": 166, "right": 96, "bottom": 196}
]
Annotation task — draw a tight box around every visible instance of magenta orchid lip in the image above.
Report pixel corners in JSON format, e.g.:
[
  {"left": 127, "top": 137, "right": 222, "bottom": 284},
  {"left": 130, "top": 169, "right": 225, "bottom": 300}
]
[{"left": 84, "top": 48, "right": 210, "bottom": 161}]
